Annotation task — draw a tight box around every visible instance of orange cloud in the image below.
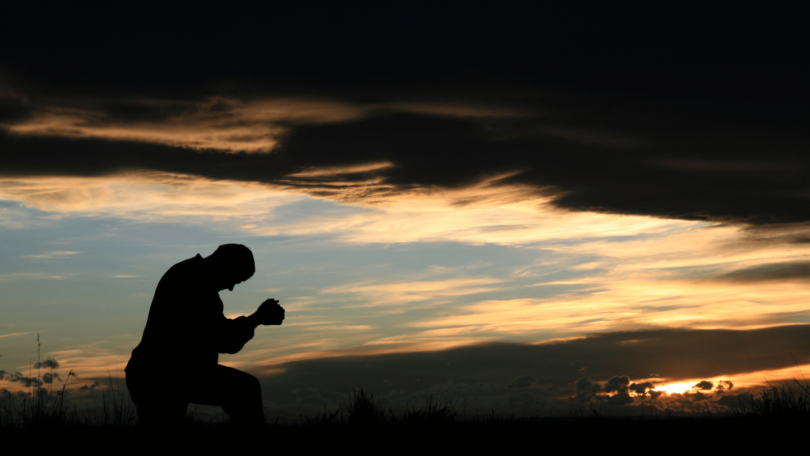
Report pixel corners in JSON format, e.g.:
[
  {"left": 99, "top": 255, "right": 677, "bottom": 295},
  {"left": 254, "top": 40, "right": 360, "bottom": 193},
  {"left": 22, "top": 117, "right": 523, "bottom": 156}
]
[
  {"left": 2, "top": 97, "right": 525, "bottom": 153},
  {"left": 2, "top": 99, "right": 361, "bottom": 153},
  {"left": 653, "top": 362, "right": 810, "bottom": 394},
  {"left": 0, "top": 172, "right": 304, "bottom": 223},
  {"left": 322, "top": 277, "right": 503, "bottom": 307}
]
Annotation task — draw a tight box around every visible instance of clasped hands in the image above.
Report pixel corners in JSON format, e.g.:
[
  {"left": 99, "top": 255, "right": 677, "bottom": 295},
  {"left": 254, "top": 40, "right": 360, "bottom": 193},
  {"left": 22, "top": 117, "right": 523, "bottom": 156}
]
[{"left": 255, "top": 298, "right": 285, "bottom": 326}]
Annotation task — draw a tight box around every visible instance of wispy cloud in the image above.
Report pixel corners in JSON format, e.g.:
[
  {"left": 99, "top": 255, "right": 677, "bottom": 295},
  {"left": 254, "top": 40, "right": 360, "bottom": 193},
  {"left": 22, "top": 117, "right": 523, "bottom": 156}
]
[
  {"left": 0, "top": 173, "right": 305, "bottom": 223},
  {"left": 3, "top": 98, "right": 525, "bottom": 154},
  {"left": 3, "top": 99, "right": 349, "bottom": 153},
  {"left": 0, "top": 272, "right": 66, "bottom": 282},
  {"left": 251, "top": 176, "right": 697, "bottom": 246},
  {"left": 322, "top": 277, "right": 503, "bottom": 307},
  {"left": 288, "top": 162, "right": 395, "bottom": 178},
  {"left": 22, "top": 250, "right": 79, "bottom": 259},
  {"left": 0, "top": 172, "right": 697, "bottom": 247},
  {"left": 0, "top": 331, "right": 40, "bottom": 339}
]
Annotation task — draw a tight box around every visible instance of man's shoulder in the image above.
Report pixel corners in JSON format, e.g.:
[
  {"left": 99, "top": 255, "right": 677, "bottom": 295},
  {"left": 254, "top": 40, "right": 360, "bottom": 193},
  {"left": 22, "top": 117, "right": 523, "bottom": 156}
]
[
  {"left": 173, "top": 254, "right": 203, "bottom": 270},
  {"left": 158, "top": 254, "right": 204, "bottom": 286}
]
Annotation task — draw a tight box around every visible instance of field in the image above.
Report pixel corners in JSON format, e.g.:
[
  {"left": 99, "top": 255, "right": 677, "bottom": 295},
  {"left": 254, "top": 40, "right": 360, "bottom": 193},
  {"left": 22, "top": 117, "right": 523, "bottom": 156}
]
[
  {"left": 2, "top": 379, "right": 808, "bottom": 445},
  {"left": 3, "top": 340, "right": 809, "bottom": 447}
]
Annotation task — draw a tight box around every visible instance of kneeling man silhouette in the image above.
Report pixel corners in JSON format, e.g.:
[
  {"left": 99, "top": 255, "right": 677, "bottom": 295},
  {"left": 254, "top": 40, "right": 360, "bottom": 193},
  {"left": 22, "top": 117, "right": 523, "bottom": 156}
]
[{"left": 125, "top": 244, "right": 285, "bottom": 429}]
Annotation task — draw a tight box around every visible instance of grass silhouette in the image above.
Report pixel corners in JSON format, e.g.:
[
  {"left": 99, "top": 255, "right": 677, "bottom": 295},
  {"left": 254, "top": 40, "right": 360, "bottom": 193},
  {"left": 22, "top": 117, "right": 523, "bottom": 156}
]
[
  {"left": 1, "top": 334, "right": 80, "bottom": 430},
  {"left": 730, "top": 381, "right": 810, "bottom": 420},
  {"left": 302, "top": 388, "right": 457, "bottom": 427}
]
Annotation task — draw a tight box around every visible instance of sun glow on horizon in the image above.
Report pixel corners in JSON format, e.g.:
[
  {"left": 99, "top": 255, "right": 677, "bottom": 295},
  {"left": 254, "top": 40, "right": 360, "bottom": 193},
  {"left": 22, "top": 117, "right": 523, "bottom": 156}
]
[{"left": 655, "top": 381, "right": 697, "bottom": 395}]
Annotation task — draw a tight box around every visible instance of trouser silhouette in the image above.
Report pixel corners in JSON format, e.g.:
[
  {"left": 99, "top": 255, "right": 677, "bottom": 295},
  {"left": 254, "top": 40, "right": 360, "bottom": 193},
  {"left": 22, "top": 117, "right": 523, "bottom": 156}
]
[{"left": 126, "top": 364, "right": 264, "bottom": 428}]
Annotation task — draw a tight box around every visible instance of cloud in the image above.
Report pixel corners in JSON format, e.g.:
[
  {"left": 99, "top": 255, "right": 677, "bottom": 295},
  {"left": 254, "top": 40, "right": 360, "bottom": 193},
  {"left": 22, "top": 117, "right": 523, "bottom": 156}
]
[
  {"left": 78, "top": 380, "right": 102, "bottom": 392},
  {"left": 646, "top": 391, "right": 663, "bottom": 400},
  {"left": 2, "top": 98, "right": 362, "bottom": 153},
  {"left": 322, "top": 277, "right": 504, "bottom": 307},
  {"left": 507, "top": 375, "right": 538, "bottom": 389},
  {"left": 716, "top": 380, "right": 734, "bottom": 392},
  {"left": 253, "top": 324, "right": 810, "bottom": 416},
  {"left": 692, "top": 380, "right": 713, "bottom": 391},
  {"left": 628, "top": 381, "right": 654, "bottom": 396},
  {"left": 715, "top": 262, "right": 810, "bottom": 283},
  {"left": 0, "top": 173, "right": 305, "bottom": 223},
  {"left": 401, "top": 244, "right": 810, "bottom": 337},
  {"left": 2, "top": 97, "right": 524, "bottom": 154},
  {"left": 42, "top": 372, "right": 61, "bottom": 384},
  {"left": 22, "top": 250, "right": 79, "bottom": 259},
  {"left": 33, "top": 357, "right": 59, "bottom": 369},
  {"left": 1, "top": 92, "right": 809, "bottom": 230},
  {"left": 0, "top": 371, "right": 43, "bottom": 388},
  {"left": 0, "top": 3, "right": 807, "bottom": 234},
  {"left": 0, "top": 331, "right": 39, "bottom": 339},
  {"left": 0, "top": 272, "right": 66, "bottom": 282},
  {"left": 606, "top": 391, "right": 633, "bottom": 405},
  {"left": 604, "top": 376, "right": 630, "bottom": 393},
  {"left": 575, "top": 377, "right": 601, "bottom": 392}
]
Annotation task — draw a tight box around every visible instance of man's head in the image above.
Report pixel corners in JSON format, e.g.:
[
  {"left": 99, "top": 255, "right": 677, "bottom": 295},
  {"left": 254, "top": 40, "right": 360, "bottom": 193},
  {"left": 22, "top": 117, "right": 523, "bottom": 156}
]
[{"left": 206, "top": 244, "right": 255, "bottom": 291}]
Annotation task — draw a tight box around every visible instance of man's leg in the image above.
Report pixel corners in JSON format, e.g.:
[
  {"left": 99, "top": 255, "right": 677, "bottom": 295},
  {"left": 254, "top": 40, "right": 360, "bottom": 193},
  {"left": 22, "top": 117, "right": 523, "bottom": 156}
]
[
  {"left": 187, "top": 364, "right": 265, "bottom": 428},
  {"left": 126, "top": 370, "right": 188, "bottom": 429}
]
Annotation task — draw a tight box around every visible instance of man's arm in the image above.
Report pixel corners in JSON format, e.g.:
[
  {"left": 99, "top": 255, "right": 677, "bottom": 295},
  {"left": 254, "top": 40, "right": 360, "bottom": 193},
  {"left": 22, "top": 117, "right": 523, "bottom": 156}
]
[
  {"left": 248, "top": 299, "right": 285, "bottom": 326},
  {"left": 217, "top": 299, "right": 285, "bottom": 354},
  {"left": 217, "top": 316, "right": 255, "bottom": 354}
]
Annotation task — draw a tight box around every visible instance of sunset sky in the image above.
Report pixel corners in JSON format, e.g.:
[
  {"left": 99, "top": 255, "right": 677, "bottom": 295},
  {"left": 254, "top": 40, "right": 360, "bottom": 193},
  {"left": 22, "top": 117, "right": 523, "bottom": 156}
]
[{"left": 1, "top": 4, "right": 809, "bottom": 418}]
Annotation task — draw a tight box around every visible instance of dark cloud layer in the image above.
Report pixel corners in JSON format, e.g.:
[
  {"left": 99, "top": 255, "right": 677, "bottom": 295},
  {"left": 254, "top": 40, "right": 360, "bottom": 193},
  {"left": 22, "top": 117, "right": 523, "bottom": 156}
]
[
  {"left": 2, "top": 100, "right": 809, "bottom": 227},
  {"left": 1, "top": 3, "right": 808, "bottom": 227},
  {"left": 717, "top": 262, "right": 810, "bottom": 282},
  {"left": 257, "top": 324, "right": 810, "bottom": 415}
]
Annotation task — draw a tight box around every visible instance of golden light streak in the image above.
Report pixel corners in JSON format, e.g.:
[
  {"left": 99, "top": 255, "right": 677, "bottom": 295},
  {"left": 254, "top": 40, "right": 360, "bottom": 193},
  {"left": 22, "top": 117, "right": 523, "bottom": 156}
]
[
  {"left": 322, "top": 277, "right": 503, "bottom": 307},
  {"left": 401, "top": 277, "right": 810, "bottom": 337},
  {"left": 0, "top": 171, "right": 698, "bottom": 247},
  {"left": 653, "top": 362, "right": 810, "bottom": 395},
  {"left": 656, "top": 381, "right": 698, "bottom": 395},
  {"left": 0, "top": 173, "right": 304, "bottom": 222},
  {"left": 2, "top": 99, "right": 363, "bottom": 153},
  {"left": 252, "top": 337, "right": 494, "bottom": 374},
  {"left": 2, "top": 98, "right": 526, "bottom": 153},
  {"left": 0, "top": 331, "right": 41, "bottom": 339},
  {"left": 251, "top": 177, "right": 694, "bottom": 245},
  {"left": 288, "top": 162, "right": 395, "bottom": 178}
]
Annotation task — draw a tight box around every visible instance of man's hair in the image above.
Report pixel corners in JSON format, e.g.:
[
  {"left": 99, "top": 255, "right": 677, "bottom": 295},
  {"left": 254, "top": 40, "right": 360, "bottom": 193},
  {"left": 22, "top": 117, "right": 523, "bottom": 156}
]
[{"left": 210, "top": 244, "right": 255, "bottom": 281}]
